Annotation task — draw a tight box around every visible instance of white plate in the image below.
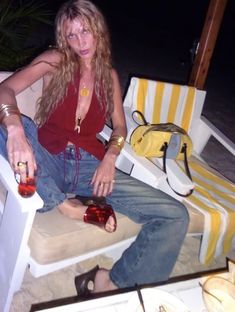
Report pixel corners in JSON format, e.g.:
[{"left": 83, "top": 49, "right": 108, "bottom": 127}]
[{"left": 127, "top": 288, "right": 191, "bottom": 312}]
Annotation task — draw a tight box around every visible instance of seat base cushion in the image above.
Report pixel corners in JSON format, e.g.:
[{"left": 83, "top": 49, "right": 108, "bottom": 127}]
[{"left": 28, "top": 207, "right": 141, "bottom": 265}]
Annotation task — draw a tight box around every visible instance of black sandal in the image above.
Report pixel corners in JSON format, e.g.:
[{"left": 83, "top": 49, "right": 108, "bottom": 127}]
[{"left": 74, "top": 265, "right": 100, "bottom": 297}]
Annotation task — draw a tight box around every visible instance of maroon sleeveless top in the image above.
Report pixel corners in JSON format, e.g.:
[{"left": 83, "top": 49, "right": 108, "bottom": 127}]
[{"left": 38, "top": 73, "right": 106, "bottom": 160}]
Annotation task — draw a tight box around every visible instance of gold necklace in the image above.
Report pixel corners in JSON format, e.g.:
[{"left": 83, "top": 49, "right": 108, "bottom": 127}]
[
  {"left": 76, "top": 87, "right": 89, "bottom": 133},
  {"left": 80, "top": 85, "right": 90, "bottom": 97},
  {"left": 76, "top": 75, "right": 91, "bottom": 132}
]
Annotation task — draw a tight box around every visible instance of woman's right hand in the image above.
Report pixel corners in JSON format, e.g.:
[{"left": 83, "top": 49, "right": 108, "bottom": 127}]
[{"left": 6, "top": 117, "right": 36, "bottom": 181}]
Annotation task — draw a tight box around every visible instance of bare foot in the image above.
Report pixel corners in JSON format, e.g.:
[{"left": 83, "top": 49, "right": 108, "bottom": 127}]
[
  {"left": 94, "top": 269, "right": 118, "bottom": 293},
  {"left": 58, "top": 198, "right": 116, "bottom": 232},
  {"left": 58, "top": 198, "right": 86, "bottom": 219}
]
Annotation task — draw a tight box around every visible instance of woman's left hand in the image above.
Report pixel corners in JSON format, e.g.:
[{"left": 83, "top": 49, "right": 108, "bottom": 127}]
[{"left": 91, "top": 154, "right": 116, "bottom": 197}]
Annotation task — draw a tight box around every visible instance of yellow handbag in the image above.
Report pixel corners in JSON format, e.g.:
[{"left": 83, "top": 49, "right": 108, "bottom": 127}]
[
  {"left": 130, "top": 110, "right": 194, "bottom": 197},
  {"left": 130, "top": 111, "right": 193, "bottom": 159}
]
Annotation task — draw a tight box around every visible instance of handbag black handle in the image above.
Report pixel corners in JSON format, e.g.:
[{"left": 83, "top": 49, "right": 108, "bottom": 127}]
[{"left": 132, "top": 110, "right": 148, "bottom": 125}]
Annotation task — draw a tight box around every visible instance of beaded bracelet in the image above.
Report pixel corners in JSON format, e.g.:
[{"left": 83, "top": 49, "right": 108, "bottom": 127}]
[
  {"left": 107, "top": 134, "right": 125, "bottom": 152},
  {"left": 0, "top": 103, "right": 21, "bottom": 123}
]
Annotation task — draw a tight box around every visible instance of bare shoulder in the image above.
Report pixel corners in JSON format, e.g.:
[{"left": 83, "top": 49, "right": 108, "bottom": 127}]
[
  {"left": 111, "top": 68, "right": 122, "bottom": 89},
  {"left": 110, "top": 68, "right": 123, "bottom": 110},
  {"left": 0, "top": 49, "right": 63, "bottom": 94},
  {"left": 111, "top": 68, "right": 119, "bottom": 81},
  {"left": 30, "top": 49, "right": 62, "bottom": 71}
]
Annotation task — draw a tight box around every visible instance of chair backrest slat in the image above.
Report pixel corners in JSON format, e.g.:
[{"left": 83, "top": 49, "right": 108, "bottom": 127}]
[{"left": 124, "top": 77, "right": 206, "bottom": 133}]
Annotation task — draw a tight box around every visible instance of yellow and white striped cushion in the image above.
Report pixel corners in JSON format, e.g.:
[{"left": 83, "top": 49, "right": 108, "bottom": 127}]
[
  {"left": 180, "top": 157, "right": 235, "bottom": 264},
  {"left": 124, "top": 77, "right": 197, "bottom": 132}
]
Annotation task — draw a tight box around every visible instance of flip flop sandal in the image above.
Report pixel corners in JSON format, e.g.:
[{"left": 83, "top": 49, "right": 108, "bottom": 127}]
[{"left": 74, "top": 265, "right": 99, "bottom": 297}]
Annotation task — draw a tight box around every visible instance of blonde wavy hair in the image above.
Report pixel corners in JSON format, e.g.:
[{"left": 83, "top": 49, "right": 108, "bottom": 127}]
[{"left": 35, "top": 0, "right": 113, "bottom": 126}]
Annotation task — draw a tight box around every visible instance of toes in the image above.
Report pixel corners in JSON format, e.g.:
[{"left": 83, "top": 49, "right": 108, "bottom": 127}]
[{"left": 105, "top": 216, "right": 116, "bottom": 233}]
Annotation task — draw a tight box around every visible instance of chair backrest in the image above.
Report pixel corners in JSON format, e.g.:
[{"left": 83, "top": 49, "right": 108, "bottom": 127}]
[
  {"left": 123, "top": 77, "right": 206, "bottom": 135},
  {"left": 0, "top": 71, "right": 43, "bottom": 120}
]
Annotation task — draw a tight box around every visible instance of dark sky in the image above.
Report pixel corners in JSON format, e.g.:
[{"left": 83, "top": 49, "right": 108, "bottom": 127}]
[
  {"left": 48, "top": 0, "right": 234, "bottom": 74},
  {"left": 51, "top": 1, "right": 210, "bottom": 39}
]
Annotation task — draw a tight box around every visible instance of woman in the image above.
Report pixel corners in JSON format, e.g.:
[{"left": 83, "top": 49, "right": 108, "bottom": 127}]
[{"left": 0, "top": 0, "right": 189, "bottom": 295}]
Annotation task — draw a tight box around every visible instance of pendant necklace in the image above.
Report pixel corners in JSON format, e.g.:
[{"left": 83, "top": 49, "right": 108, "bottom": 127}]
[
  {"left": 76, "top": 83, "right": 90, "bottom": 133},
  {"left": 77, "top": 116, "right": 81, "bottom": 133},
  {"left": 80, "top": 85, "right": 90, "bottom": 97}
]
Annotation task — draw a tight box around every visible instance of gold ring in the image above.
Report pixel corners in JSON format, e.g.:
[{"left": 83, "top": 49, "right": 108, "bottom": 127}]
[{"left": 17, "top": 161, "right": 27, "bottom": 167}]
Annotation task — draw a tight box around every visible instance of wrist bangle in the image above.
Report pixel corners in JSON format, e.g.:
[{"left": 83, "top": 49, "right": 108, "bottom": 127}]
[
  {"left": 107, "top": 135, "right": 125, "bottom": 151},
  {"left": 0, "top": 103, "right": 21, "bottom": 123}
]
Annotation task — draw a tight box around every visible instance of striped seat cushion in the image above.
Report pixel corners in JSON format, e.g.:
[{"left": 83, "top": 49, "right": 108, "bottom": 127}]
[{"left": 180, "top": 156, "right": 235, "bottom": 264}]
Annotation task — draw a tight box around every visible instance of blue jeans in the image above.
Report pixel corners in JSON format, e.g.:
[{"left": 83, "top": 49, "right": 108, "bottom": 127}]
[{"left": 0, "top": 116, "right": 189, "bottom": 287}]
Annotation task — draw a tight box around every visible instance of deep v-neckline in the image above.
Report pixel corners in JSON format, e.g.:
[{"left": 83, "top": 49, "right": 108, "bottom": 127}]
[{"left": 75, "top": 77, "right": 94, "bottom": 133}]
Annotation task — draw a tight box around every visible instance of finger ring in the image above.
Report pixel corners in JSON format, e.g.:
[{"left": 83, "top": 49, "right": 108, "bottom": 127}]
[
  {"left": 99, "top": 183, "right": 104, "bottom": 187},
  {"left": 17, "top": 161, "right": 27, "bottom": 167}
]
